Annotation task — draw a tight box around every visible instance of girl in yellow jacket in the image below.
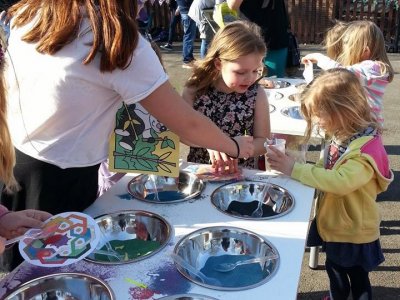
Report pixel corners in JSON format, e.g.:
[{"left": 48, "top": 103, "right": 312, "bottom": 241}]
[{"left": 266, "top": 68, "right": 393, "bottom": 300}]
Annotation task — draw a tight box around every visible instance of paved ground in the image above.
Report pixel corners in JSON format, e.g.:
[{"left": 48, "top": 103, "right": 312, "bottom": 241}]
[{"left": 160, "top": 42, "right": 400, "bottom": 300}]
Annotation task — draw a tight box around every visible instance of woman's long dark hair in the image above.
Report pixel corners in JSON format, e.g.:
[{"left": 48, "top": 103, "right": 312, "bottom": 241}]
[{"left": 9, "top": 0, "right": 139, "bottom": 72}]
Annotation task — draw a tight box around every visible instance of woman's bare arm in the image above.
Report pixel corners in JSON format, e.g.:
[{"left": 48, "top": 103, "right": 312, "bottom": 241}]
[{"left": 140, "top": 81, "right": 254, "bottom": 158}]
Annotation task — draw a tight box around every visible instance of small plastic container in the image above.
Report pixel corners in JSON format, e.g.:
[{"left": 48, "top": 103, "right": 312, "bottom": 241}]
[{"left": 263, "top": 138, "right": 286, "bottom": 171}]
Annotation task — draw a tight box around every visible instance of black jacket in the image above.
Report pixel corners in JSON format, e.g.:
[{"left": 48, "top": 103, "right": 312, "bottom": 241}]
[{"left": 240, "top": 0, "right": 289, "bottom": 49}]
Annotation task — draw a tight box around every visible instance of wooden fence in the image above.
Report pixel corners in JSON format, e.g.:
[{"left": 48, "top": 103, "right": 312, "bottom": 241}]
[
  {"left": 147, "top": 0, "right": 400, "bottom": 51},
  {"left": 287, "top": 0, "right": 399, "bottom": 49}
]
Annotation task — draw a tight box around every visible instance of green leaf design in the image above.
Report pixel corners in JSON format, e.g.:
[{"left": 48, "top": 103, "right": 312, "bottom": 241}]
[
  {"left": 161, "top": 139, "right": 176, "bottom": 149},
  {"left": 136, "top": 147, "right": 151, "bottom": 156},
  {"left": 137, "top": 158, "right": 153, "bottom": 170},
  {"left": 166, "top": 139, "right": 176, "bottom": 149},
  {"left": 158, "top": 163, "right": 172, "bottom": 173},
  {"left": 159, "top": 151, "right": 172, "bottom": 160}
]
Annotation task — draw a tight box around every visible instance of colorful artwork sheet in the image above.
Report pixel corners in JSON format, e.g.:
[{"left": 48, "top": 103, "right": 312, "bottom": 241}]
[
  {"left": 184, "top": 164, "right": 244, "bottom": 183},
  {"left": 19, "top": 212, "right": 101, "bottom": 267},
  {"left": 109, "top": 102, "right": 180, "bottom": 177}
]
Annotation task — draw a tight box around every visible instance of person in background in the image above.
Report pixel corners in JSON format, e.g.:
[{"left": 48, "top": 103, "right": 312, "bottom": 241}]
[
  {"left": 1, "top": 0, "right": 253, "bottom": 269},
  {"left": 323, "top": 20, "right": 348, "bottom": 60},
  {"left": 266, "top": 68, "right": 393, "bottom": 300},
  {"left": 183, "top": 21, "right": 271, "bottom": 172},
  {"left": 302, "top": 20, "right": 394, "bottom": 127},
  {"left": 176, "top": 0, "right": 197, "bottom": 68},
  {"left": 0, "top": 15, "right": 51, "bottom": 255},
  {"left": 227, "top": 0, "right": 289, "bottom": 77},
  {"left": 0, "top": 1, "right": 20, "bottom": 11},
  {"left": 160, "top": 0, "right": 181, "bottom": 51},
  {"left": 188, "top": 0, "right": 216, "bottom": 58}
]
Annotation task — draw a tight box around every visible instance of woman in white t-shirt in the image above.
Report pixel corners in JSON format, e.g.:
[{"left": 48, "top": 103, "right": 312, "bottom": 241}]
[{"left": 2, "top": 0, "right": 254, "bottom": 269}]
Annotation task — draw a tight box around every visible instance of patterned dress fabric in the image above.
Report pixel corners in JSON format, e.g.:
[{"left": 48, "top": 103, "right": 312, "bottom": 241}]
[{"left": 187, "top": 84, "right": 258, "bottom": 168}]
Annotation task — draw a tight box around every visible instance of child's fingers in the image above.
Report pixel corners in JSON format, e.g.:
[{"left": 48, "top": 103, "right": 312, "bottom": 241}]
[{"left": 266, "top": 145, "right": 282, "bottom": 157}]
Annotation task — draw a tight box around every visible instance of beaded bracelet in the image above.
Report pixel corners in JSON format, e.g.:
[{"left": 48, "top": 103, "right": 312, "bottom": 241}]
[{"left": 227, "top": 137, "right": 240, "bottom": 159}]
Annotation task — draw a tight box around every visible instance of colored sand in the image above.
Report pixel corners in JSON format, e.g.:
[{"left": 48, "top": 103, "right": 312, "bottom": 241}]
[
  {"left": 94, "top": 239, "right": 161, "bottom": 262},
  {"left": 145, "top": 191, "right": 187, "bottom": 202},
  {"left": 227, "top": 200, "right": 278, "bottom": 217},
  {"left": 200, "top": 254, "right": 265, "bottom": 287}
]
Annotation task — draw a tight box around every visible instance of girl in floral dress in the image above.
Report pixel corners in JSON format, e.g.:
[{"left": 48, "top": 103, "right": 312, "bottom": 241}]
[{"left": 183, "top": 21, "right": 271, "bottom": 173}]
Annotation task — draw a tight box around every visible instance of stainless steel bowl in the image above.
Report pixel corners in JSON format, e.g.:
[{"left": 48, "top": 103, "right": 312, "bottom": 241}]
[
  {"left": 127, "top": 171, "right": 205, "bottom": 203},
  {"left": 158, "top": 294, "right": 219, "bottom": 300},
  {"left": 173, "top": 226, "right": 279, "bottom": 291},
  {"left": 288, "top": 93, "right": 302, "bottom": 103},
  {"left": 85, "top": 210, "right": 172, "bottom": 264},
  {"left": 295, "top": 82, "right": 307, "bottom": 90},
  {"left": 3, "top": 272, "right": 114, "bottom": 300},
  {"left": 281, "top": 106, "right": 304, "bottom": 120},
  {"left": 269, "top": 104, "right": 276, "bottom": 113},
  {"left": 210, "top": 181, "right": 294, "bottom": 220},
  {"left": 263, "top": 80, "right": 291, "bottom": 89},
  {"left": 265, "top": 90, "right": 284, "bottom": 100}
]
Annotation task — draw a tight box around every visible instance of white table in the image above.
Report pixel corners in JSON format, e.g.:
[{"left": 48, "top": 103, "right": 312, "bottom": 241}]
[
  {"left": 266, "top": 77, "right": 308, "bottom": 136},
  {"left": 0, "top": 167, "right": 315, "bottom": 300}
]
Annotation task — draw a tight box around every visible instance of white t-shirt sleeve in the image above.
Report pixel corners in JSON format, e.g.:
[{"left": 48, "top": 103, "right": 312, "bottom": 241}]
[{"left": 106, "top": 35, "right": 169, "bottom": 104}]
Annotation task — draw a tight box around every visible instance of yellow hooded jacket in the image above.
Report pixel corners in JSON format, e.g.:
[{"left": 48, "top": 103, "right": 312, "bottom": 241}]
[{"left": 291, "top": 135, "right": 393, "bottom": 244}]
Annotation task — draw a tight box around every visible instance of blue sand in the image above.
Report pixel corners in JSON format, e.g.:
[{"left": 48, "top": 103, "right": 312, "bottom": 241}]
[
  {"left": 145, "top": 191, "right": 187, "bottom": 202},
  {"left": 200, "top": 254, "right": 264, "bottom": 287}
]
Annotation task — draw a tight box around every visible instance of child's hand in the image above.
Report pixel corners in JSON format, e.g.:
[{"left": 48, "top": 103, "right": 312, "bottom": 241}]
[
  {"left": 233, "top": 135, "right": 254, "bottom": 159},
  {"left": 0, "top": 209, "right": 52, "bottom": 239},
  {"left": 301, "top": 53, "right": 326, "bottom": 65},
  {"left": 207, "top": 149, "right": 238, "bottom": 174},
  {"left": 265, "top": 146, "right": 296, "bottom": 176}
]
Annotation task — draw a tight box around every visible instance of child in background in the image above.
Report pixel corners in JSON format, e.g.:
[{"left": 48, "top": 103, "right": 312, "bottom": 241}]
[
  {"left": 0, "top": 18, "right": 51, "bottom": 254},
  {"left": 302, "top": 20, "right": 394, "bottom": 127},
  {"left": 183, "top": 21, "right": 271, "bottom": 173},
  {"left": 266, "top": 69, "right": 393, "bottom": 300},
  {"left": 324, "top": 20, "right": 348, "bottom": 60}
]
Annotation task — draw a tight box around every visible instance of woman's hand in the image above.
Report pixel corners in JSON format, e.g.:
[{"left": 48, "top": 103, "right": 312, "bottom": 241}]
[
  {"left": 0, "top": 210, "right": 52, "bottom": 239},
  {"left": 265, "top": 146, "right": 296, "bottom": 176},
  {"left": 207, "top": 149, "right": 238, "bottom": 173},
  {"left": 233, "top": 135, "right": 254, "bottom": 159}
]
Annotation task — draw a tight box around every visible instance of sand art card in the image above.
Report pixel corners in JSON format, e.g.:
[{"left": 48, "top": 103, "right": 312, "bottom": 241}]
[
  {"left": 109, "top": 102, "right": 180, "bottom": 177},
  {"left": 19, "top": 212, "right": 100, "bottom": 267},
  {"left": 184, "top": 164, "right": 244, "bottom": 183}
]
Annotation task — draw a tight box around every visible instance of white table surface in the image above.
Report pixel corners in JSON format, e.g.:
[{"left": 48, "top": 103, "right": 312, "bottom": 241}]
[
  {"left": 0, "top": 166, "right": 315, "bottom": 300},
  {"left": 266, "top": 77, "right": 323, "bottom": 139}
]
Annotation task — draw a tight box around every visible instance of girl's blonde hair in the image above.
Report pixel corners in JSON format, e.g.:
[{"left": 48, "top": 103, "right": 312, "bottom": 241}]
[
  {"left": 0, "top": 31, "right": 18, "bottom": 193},
  {"left": 9, "top": 0, "right": 139, "bottom": 72},
  {"left": 323, "top": 20, "right": 348, "bottom": 60},
  {"left": 338, "top": 20, "right": 394, "bottom": 82},
  {"left": 301, "top": 68, "right": 378, "bottom": 142},
  {"left": 185, "top": 20, "right": 266, "bottom": 96}
]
